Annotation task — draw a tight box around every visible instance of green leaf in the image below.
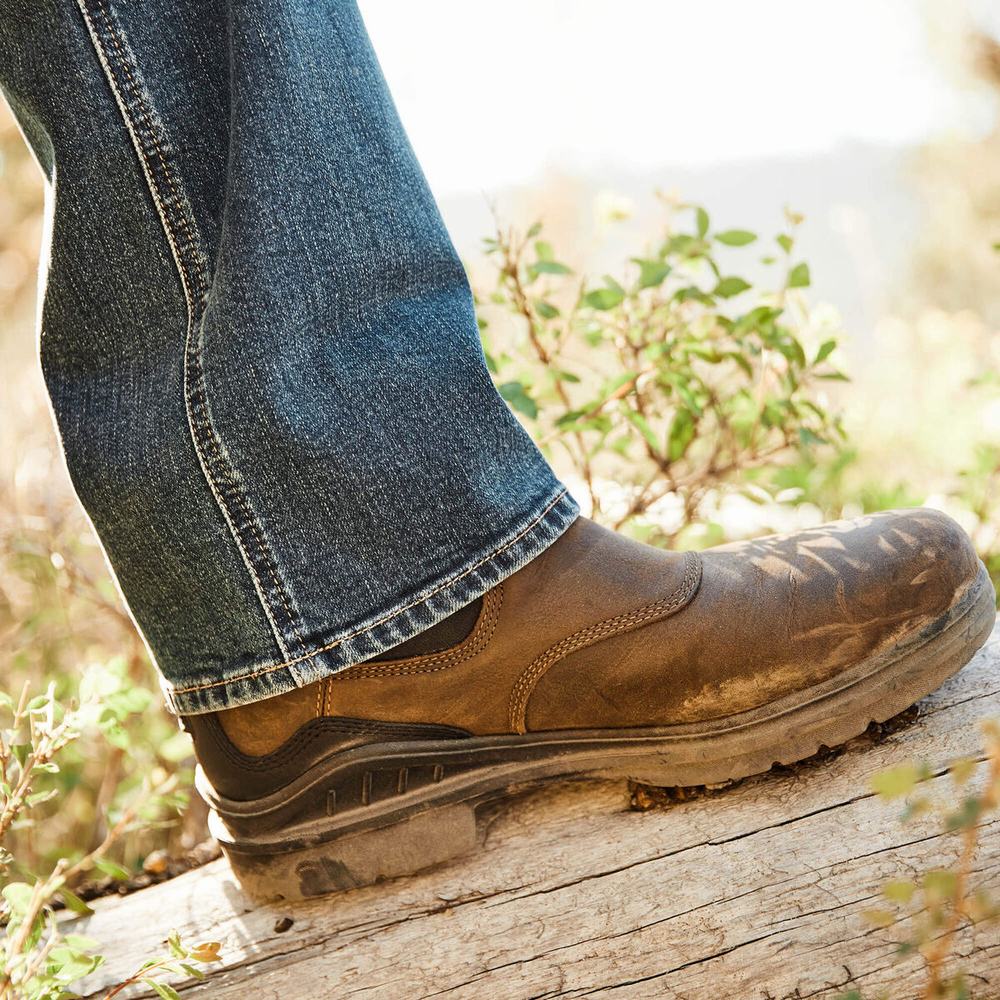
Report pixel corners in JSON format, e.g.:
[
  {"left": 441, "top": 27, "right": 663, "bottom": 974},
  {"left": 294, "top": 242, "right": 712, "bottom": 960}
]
[
  {"left": 733, "top": 304, "right": 780, "bottom": 334},
  {"left": 687, "top": 344, "right": 723, "bottom": 363},
  {"left": 814, "top": 339, "right": 836, "bottom": 364},
  {"left": 528, "top": 260, "right": 572, "bottom": 278},
  {"left": 58, "top": 888, "right": 94, "bottom": 916},
  {"left": 667, "top": 409, "right": 696, "bottom": 462},
  {"left": 26, "top": 789, "right": 59, "bottom": 808},
  {"left": 674, "top": 285, "right": 714, "bottom": 305},
  {"left": 923, "top": 869, "right": 959, "bottom": 901},
  {"left": 609, "top": 434, "right": 631, "bottom": 456},
  {"left": 726, "top": 351, "right": 754, "bottom": 378},
  {"left": 555, "top": 408, "right": 587, "bottom": 429},
  {"left": 945, "top": 795, "right": 983, "bottom": 831},
  {"left": 662, "top": 233, "right": 700, "bottom": 257},
  {"left": 534, "top": 240, "right": 555, "bottom": 261},
  {"left": 48, "top": 946, "right": 102, "bottom": 983},
  {"left": 582, "top": 286, "right": 625, "bottom": 311},
  {"left": 93, "top": 857, "right": 131, "bottom": 881},
  {"left": 715, "top": 229, "right": 757, "bottom": 246},
  {"left": 713, "top": 276, "right": 751, "bottom": 299},
  {"left": 2, "top": 882, "right": 34, "bottom": 917},
  {"left": 665, "top": 375, "right": 703, "bottom": 416},
  {"left": 104, "top": 686, "right": 152, "bottom": 715},
  {"left": 533, "top": 299, "right": 560, "bottom": 319},
  {"left": 633, "top": 258, "right": 671, "bottom": 290},
  {"left": 882, "top": 879, "right": 916, "bottom": 904},
  {"left": 870, "top": 763, "right": 924, "bottom": 800},
  {"left": 773, "top": 336, "right": 806, "bottom": 368},
  {"left": 695, "top": 206, "right": 710, "bottom": 238},
  {"left": 862, "top": 908, "right": 896, "bottom": 928},
  {"left": 100, "top": 722, "right": 130, "bottom": 750},
  {"left": 497, "top": 381, "right": 539, "bottom": 420},
  {"left": 787, "top": 262, "right": 811, "bottom": 288},
  {"left": 144, "top": 980, "right": 183, "bottom": 1000},
  {"left": 776, "top": 233, "right": 794, "bottom": 254},
  {"left": 623, "top": 409, "right": 660, "bottom": 454}
]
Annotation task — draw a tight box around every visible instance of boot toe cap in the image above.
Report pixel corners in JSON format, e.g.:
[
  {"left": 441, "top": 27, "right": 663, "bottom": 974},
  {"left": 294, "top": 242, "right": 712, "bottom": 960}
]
[
  {"left": 652, "top": 507, "right": 983, "bottom": 722},
  {"left": 867, "top": 507, "right": 980, "bottom": 621}
]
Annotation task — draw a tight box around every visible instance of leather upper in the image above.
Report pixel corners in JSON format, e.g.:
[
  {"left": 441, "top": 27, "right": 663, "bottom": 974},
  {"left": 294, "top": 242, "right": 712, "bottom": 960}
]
[{"left": 192, "top": 508, "right": 981, "bottom": 794}]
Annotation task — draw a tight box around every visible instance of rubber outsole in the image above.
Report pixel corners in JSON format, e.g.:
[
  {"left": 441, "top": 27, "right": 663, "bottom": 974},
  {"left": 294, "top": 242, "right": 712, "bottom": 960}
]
[{"left": 203, "top": 563, "right": 997, "bottom": 902}]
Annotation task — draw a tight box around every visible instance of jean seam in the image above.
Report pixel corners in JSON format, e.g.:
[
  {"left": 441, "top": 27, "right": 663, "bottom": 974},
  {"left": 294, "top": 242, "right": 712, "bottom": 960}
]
[
  {"left": 169, "top": 487, "right": 573, "bottom": 696},
  {"left": 74, "top": 0, "right": 308, "bottom": 665}
]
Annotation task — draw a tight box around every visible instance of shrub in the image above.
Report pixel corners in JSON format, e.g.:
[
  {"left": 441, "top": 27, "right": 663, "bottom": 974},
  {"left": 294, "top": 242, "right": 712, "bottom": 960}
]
[{"left": 478, "top": 201, "right": 847, "bottom": 546}]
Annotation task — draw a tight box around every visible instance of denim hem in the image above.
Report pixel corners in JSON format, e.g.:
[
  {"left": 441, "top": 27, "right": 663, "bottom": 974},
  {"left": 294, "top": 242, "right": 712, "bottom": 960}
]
[{"left": 162, "top": 487, "right": 580, "bottom": 715}]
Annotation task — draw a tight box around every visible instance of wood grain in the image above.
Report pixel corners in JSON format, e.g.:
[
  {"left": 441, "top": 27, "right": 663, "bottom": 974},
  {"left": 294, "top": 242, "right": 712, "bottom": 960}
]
[{"left": 74, "top": 625, "right": 1000, "bottom": 999}]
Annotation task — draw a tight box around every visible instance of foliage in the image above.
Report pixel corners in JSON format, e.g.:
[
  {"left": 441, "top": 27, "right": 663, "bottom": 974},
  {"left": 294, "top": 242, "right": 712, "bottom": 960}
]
[
  {"left": 0, "top": 677, "right": 196, "bottom": 999},
  {"left": 1, "top": 79, "right": 1000, "bottom": 990},
  {"left": 100, "top": 933, "right": 221, "bottom": 1000},
  {"left": 0, "top": 433, "right": 200, "bottom": 879},
  {"left": 478, "top": 201, "right": 847, "bottom": 546},
  {"left": 835, "top": 722, "right": 1000, "bottom": 1000}
]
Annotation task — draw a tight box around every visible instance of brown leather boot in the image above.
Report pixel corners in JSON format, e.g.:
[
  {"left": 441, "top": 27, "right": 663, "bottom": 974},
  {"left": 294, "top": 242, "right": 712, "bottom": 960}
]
[{"left": 186, "top": 508, "right": 995, "bottom": 901}]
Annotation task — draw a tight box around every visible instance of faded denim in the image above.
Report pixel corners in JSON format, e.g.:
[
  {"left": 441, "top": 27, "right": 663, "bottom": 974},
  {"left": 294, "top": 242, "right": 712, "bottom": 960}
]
[{"left": 0, "top": 0, "right": 578, "bottom": 713}]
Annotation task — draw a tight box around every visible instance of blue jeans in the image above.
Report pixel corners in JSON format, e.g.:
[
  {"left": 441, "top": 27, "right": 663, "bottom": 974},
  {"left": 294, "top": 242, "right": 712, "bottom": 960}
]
[{"left": 0, "top": 0, "right": 578, "bottom": 713}]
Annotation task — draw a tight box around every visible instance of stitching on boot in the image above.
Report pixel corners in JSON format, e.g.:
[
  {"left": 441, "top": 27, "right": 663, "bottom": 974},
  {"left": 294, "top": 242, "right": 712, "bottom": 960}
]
[
  {"left": 508, "top": 551, "right": 703, "bottom": 734},
  {"left": 170, "top": 487, "right": 572, "bottom": 696},
  {"left": 329, "top": 586, "right": 504, "bottom": 681}
]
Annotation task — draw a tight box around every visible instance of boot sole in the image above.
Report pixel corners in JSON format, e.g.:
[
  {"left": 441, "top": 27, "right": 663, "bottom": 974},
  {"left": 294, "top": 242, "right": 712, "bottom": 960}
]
[{"left": 202, "top": 562, "right": 997, "bottom": 902}]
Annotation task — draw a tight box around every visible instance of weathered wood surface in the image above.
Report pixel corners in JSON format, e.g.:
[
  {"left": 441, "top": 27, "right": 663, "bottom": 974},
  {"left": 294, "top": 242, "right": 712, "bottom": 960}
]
[{"left": 75, "top": 625, "right": 1000, "bottom": 1000}]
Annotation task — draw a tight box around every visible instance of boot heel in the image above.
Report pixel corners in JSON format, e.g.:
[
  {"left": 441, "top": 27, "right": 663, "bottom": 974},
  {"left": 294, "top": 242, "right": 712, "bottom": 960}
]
[{"left": 221, "top": 801, "right": 480, "bottom": 903}]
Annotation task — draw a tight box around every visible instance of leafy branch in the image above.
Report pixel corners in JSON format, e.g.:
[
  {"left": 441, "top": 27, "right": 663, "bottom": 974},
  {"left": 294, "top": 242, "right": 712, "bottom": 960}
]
[
  {"left": 1, "top": 677, "right": 188, "bottom": 1000},
  {"left": 841, "top": 720, "right": 1000, "bottom": 1000},
  {"left": 479, "top": 201, "right": 847, "bottom": 543}
]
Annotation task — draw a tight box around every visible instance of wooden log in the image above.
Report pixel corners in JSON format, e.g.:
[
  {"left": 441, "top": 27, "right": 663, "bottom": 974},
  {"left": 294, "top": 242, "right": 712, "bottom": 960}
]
[{"left": 75, "top": 625, "right": 1000, "bottom": 999}]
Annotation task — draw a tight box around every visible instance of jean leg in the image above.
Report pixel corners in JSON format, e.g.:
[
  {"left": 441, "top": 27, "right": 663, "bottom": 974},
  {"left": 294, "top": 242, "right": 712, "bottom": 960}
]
[{"left": 0, "top": 0, "right": 578, "bottom": 713}]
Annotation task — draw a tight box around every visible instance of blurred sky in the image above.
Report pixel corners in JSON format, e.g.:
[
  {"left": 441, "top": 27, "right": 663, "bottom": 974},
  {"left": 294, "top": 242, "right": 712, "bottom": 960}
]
[
  {"left": 360, "top": 0, "right": 999, "bottom": 336},
  {"left": 361, "top": 0, "right": 996, "bottom": 198}
]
